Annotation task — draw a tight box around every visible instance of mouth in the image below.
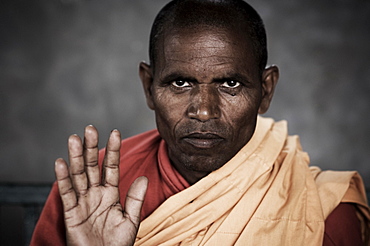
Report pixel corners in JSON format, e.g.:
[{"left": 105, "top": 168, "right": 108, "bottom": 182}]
[{"left": 182, "top": 132, "right": 224, "bottom": 149}]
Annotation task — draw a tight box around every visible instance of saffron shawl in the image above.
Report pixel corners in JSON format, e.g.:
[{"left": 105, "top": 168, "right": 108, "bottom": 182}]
[{"left": 136, "top": 117, "right": 369, "bottom": 245}]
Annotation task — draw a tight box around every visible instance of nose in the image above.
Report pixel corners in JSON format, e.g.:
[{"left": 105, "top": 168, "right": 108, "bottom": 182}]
[{"left": 187, "top": 85, "right": 221, "bottom": 122}]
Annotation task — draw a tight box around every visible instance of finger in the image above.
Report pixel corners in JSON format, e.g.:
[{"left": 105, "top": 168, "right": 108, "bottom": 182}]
[
  {"left": 102, "top": 129, "right": 121, "bottom": 187},
  {"left": 55, "top": 158, "right": 78, "bottom": 212},
  {"left": 68, "top": 134, "right": 88, "bottom": 196},
  {"left": 124, "top": 176, "right": 148, "bottom": 227},
  {"left": 83, "top": 125, "right": 100, "bottom": 187}
]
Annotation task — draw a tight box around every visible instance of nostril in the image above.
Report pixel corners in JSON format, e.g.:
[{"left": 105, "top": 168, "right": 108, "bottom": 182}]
[
  {"left": 187, "top": 103, "right": 220, "bottom": 122},
  {"left": 187, "top": 105, "right": 198, "bottom": 119}
]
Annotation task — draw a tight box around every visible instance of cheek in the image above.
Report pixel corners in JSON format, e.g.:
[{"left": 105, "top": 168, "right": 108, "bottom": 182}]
[
  {"left": 222, "top": 91, "right": 260, "bottom": 118},
  {"left": 221, "top": 91, "right": 261, "bottom": 133},
  {"left": 153, "top": 90, "right": 187, "bottom": 134}
]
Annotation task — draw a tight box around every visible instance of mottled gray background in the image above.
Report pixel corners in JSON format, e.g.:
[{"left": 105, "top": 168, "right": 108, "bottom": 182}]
[
  {"left": 1, "top": 0, "right": 370, "bottom": 240},
  {"left": 2, "top": 0, "right": 369, "bottom": 185}
]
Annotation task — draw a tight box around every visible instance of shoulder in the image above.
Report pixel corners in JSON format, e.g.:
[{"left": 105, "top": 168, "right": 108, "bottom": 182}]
[
  {"left": 120, "top": 129, "right": 162, "bottom": 153},
  {"left": 324, "top": 202, "right": 363, "bottom": 246},
  {"left": 30, "top": 182, "right": 66, "bottom": 245},
  {"left": 98, "top": 129, "right": 162, "bottom": 164}
]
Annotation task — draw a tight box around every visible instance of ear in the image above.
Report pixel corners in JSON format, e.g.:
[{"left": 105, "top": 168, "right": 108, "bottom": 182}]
[
  {"left": 258, "top": 65, "right": 279, "bottom": 114},
  {"left": 139, "top": 61, "right": 155, "bottom": 110}
]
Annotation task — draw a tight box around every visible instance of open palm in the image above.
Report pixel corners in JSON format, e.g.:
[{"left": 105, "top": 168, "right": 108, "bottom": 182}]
[{"left": 55, "top": 126, "right": 148, "bottom": 246}]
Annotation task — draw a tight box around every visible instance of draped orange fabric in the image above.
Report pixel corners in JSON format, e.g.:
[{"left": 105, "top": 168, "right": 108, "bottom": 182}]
[
  {"left": 135, "top": 117, "right": 369, "bottom": 246},
  {"left": 31, "top": 117, "right": 369, "bottom": 245}
]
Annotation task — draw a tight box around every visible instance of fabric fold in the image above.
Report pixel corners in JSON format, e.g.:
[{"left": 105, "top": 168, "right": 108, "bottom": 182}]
[{"left": 135, "top": 116, "right": 369, "bottom": 246}]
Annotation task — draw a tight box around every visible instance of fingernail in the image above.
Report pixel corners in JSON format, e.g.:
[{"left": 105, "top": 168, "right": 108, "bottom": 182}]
[{"left": 55, "top": 158, "right": 62, "bottom": 165}]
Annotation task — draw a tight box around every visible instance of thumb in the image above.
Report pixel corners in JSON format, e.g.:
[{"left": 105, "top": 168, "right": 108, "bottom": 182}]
[{"left": 124, "top": 176, "right": 148, "bottom": 227}]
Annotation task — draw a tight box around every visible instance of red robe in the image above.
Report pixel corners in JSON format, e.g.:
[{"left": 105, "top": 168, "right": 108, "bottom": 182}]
[{"left": 30, "top": 130, "right": 363, "bottom": 245}]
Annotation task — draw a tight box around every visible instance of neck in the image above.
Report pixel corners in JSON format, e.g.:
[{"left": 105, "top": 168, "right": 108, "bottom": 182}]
[{"left": 171, "top": 160, "right": 211, "bottom": 185}]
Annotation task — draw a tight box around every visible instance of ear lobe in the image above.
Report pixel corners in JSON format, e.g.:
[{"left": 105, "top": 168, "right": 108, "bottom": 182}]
[
  {"left": 139, "top": 61, "right": 155, "bottom": 110},
  {"left": 258, "top": 65, "right": 279, "bottom": 114}
]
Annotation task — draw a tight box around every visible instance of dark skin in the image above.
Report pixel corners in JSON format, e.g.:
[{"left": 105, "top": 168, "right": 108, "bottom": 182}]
[
  {"left": 55, "top": 25, "right": 278, "bottom": 245},
  {"left": 55, "top": 128, "right": 148, "bottom": 246},
  {"left": 140, "top": 26, "right": 278, "bottom": 184}
]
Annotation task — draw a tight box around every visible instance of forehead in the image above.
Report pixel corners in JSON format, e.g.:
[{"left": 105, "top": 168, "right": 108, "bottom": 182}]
[{"left": 156, "top": 26, "right": 259, "bottom": 80}]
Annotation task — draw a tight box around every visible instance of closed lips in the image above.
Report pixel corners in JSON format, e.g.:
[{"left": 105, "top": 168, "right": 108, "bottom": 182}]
[{"left": 182, "top": 133, "right": 224, "bottom": 148}]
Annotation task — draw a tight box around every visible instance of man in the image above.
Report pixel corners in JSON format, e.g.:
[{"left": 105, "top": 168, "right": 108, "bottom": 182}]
[{"left": 31, "top": 0, "right": 369, "bottom": 245}]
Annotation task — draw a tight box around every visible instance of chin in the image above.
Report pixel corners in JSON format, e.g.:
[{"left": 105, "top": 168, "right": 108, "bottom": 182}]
[{"left": 181, "top": 154, "right": 231, "bottom": 173}]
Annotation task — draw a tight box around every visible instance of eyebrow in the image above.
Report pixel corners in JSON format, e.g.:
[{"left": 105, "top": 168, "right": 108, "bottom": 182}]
[
  {"left": 213, "top": 73, "right": 252, "bottom": 84},
  {"left": 159, "top": 71, "right": 253, "bottom": 85},
  {"left": 160, "top": 72, "right": 197, "bottom": 83}
]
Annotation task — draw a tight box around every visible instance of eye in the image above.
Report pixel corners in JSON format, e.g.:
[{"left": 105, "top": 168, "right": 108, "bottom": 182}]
[
  {"left": 172, "top": 80, "right": 191, "bottom": 88},
  {"left": 221, "top": 80, "right": 240, "bottom": 88}
]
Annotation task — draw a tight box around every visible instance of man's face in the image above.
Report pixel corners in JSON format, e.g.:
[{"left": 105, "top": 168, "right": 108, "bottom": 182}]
[{"left": 140, "top": 26, "right": 276, "bottom": 183}]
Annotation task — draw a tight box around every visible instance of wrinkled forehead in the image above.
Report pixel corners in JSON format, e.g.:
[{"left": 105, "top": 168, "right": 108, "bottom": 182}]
[
  {"left": 165, "top": 26, "right": 249, "bottom": 55},
  {"left": 150, "top": 0, "right": 267, "bottom": 76},
  {"left": 154, "top": 26, "right": 260, "bottom": 81},
  {"left": 167, "top": 28, "right": 232, "bottom": 51},
  {"left": 161, "top": 25, "right": 257, "bottom": 63}
]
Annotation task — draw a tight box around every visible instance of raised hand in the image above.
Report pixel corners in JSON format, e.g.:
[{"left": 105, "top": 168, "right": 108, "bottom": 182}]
[{"left": 55, "top": 126, "right": 148, "bottom": 246}]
